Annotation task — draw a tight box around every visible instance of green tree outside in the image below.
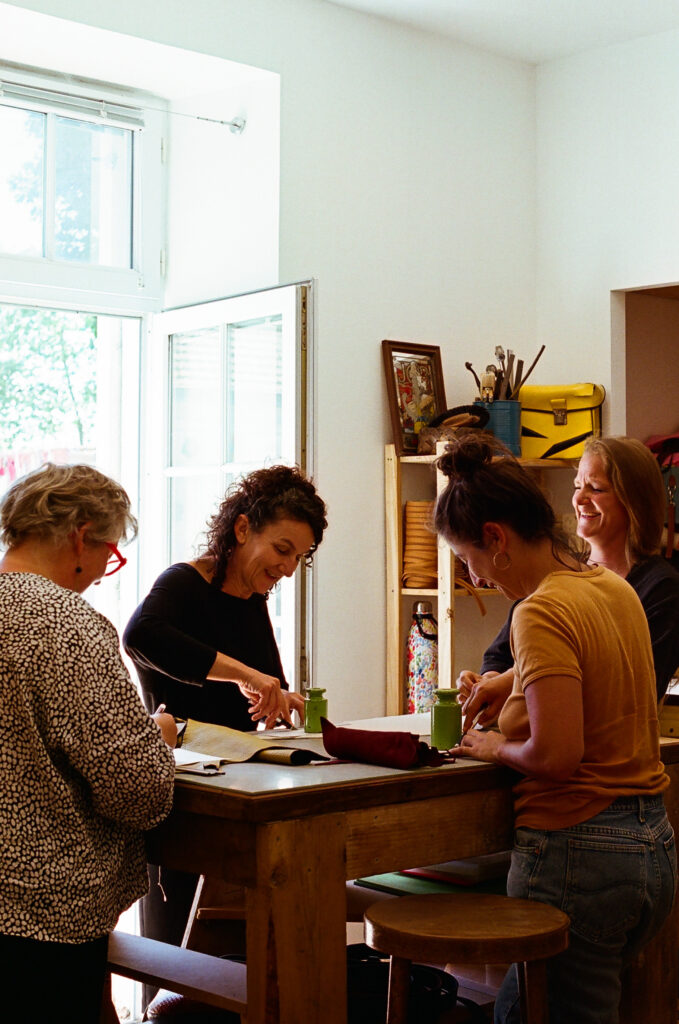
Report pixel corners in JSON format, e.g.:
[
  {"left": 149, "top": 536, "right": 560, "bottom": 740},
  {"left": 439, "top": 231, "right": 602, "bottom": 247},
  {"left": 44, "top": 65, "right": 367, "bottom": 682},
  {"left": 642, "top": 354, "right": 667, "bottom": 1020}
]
[{"left": 0, "top": 305, "right": 97, "bottom": 450}]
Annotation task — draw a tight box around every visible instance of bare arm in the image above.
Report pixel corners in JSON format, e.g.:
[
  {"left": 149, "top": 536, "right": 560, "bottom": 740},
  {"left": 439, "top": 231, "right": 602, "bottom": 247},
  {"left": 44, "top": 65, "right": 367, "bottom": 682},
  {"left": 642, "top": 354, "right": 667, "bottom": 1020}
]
[
  {"left": 454, "top": 675, "right": 584, "bottom": 781},
  {"left": 207, "top": 651, "right": 292, "bottom": 728},
  {"left": 125, "top": 566, "right": 301, "bottom": 728}
]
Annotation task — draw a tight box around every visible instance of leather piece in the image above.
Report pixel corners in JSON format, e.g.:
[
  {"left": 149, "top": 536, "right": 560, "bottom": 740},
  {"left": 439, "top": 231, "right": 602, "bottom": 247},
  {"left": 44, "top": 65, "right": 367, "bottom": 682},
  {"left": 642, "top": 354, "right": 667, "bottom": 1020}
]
[{"left": 320, "top": 718, "right": 448, "bottom": 769}]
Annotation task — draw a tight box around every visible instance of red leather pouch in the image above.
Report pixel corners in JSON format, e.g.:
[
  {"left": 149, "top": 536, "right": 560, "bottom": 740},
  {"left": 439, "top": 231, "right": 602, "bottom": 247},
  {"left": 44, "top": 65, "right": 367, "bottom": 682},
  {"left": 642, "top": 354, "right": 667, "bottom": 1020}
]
[{"left": 321, "top": 718, "right": 449, "bottom": 769}]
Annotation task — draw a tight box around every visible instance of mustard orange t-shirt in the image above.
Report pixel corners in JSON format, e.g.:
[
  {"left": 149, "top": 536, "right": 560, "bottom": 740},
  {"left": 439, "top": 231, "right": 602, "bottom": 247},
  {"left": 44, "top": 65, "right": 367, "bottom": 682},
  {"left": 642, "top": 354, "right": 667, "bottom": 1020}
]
[{"left": 498, "top": 566, "right": 668, "bottom": 829}]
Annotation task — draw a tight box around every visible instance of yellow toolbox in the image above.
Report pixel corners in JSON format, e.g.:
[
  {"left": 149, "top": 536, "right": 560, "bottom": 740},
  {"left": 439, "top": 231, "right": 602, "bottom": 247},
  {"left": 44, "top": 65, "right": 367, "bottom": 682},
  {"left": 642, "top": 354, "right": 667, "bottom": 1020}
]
[{"left": 518, "top": 383, "right": 605, "bottom": 460}]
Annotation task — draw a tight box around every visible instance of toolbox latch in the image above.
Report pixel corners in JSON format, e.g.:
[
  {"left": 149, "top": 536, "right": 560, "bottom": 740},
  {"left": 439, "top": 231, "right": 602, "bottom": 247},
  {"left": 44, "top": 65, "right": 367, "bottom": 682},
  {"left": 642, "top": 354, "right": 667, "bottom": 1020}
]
[{"left": 551, "top": 398, "right": 568, "bottom": 426}]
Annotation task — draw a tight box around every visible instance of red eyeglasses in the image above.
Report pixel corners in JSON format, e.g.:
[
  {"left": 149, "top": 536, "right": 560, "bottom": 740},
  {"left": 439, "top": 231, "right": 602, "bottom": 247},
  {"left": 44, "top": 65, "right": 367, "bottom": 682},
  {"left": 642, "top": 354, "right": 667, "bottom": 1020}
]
[{"left": 103, "top": 541, "right": 127, "bottom": 577}]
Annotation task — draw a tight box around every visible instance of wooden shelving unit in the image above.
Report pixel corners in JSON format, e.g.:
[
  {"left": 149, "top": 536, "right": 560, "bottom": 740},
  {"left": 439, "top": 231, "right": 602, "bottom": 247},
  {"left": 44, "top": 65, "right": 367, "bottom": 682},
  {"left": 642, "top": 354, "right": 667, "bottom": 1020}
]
[{"left": 384, "top": 444, "right": 575, "bottom": 714}]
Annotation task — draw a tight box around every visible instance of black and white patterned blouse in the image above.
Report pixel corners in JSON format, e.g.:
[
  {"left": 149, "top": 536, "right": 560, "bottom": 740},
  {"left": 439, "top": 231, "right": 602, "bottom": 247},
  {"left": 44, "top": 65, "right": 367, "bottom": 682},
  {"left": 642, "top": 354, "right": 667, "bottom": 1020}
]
[{"left": 0, "top": 572, "right": 175, "bottom": 943}]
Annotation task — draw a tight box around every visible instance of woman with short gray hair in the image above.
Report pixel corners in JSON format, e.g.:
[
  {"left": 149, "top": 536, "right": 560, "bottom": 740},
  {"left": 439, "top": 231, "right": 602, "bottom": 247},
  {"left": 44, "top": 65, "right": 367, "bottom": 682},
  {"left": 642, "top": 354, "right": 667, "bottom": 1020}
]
[{"left": 0, "top": 462, "right": 176, "bottom": 1024}]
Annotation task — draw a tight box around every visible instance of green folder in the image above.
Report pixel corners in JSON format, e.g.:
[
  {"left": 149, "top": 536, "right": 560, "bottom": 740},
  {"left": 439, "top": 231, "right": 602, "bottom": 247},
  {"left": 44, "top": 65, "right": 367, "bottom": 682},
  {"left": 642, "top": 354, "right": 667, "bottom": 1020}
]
[{"left": 355, "top": 871, "right": 508, "bottom": 897}]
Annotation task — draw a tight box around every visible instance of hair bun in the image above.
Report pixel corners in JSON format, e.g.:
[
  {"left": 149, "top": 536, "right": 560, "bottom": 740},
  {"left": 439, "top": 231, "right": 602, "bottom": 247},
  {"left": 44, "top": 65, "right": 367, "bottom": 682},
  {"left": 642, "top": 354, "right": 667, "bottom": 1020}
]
[{"left": 436, "top": 432, "right": 496, "bottom": 479}]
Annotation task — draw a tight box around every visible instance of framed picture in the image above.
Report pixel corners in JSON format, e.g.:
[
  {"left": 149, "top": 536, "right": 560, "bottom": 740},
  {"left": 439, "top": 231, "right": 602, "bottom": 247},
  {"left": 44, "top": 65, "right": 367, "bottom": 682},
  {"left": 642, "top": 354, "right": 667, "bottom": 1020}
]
[{"left": 382, "top": 340, "right": 447, "bottom": 455}]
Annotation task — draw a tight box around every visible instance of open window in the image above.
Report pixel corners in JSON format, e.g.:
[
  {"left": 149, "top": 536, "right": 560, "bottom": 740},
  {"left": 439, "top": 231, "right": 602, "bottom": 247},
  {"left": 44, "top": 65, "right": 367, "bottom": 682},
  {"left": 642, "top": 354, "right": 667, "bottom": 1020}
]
[
  {"left": 143, "top": 281, "right": 315, "bottom": 690},
  {"left": 0, "top": 66, "right": 165, "bottom": 308},
  {"left": 0, "top": 32, "right": 289, "bottom": 1020}
]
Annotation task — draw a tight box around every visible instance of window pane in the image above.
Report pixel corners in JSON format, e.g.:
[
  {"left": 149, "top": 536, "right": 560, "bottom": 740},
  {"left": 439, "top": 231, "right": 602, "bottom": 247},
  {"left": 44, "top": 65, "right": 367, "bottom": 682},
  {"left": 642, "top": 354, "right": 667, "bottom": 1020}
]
[
  {"left": 226, "top": 315, "right": 285, "bottom": 464},
  {"left": 54, "top": 115, "right": 132, "bottom": 267},
  {"left": 169, "top": 472, "right": 224, "bottom": 564},
  {"left": 169, "top": 328, "right": 222, "bottom": 466},
  {"left": 166, "top": 311, "right": 296, "bottom": 567},
  {"left": 157, "top": 285, "right": 304, "bottom": 690},
  {"left": 268, "top": 578, "right": 296, "bottom": 683},
  {"left": 0, "top": 303, "right": 141, "bottom": 632},
  {"left": 0, "top": 304, "right": 97, "bottom": 467},
  {"left": 0, "top": 105, "right": 45, "bottom": 257}
]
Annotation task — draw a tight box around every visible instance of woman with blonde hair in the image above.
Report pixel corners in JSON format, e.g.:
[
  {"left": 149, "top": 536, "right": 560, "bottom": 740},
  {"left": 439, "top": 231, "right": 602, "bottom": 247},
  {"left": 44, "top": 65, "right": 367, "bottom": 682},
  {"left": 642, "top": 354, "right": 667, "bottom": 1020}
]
[
  {"left": 0, "top": 463, "right": 175, "bottom": 1024},
  {"left": 581, "top": 435, "right": 668, "bottom": 568},
  {"left": 460, "top": 435, "right": 679, "bottom": 727}
]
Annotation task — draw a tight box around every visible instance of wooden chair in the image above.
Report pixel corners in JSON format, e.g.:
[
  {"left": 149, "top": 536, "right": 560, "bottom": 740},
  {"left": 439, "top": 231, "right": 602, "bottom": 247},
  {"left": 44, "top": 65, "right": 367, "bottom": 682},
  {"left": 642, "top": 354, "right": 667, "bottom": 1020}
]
[{"left": 363, "top": 892, "right": 570, "bottom": 1024}]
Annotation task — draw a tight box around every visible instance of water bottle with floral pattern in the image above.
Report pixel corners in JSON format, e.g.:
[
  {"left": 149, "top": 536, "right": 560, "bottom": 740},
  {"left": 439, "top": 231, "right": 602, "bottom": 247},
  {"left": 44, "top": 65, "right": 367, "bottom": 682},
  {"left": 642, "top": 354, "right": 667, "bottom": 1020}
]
[{"left": 406, "top": 601, "right": 438, "bottom": 713}]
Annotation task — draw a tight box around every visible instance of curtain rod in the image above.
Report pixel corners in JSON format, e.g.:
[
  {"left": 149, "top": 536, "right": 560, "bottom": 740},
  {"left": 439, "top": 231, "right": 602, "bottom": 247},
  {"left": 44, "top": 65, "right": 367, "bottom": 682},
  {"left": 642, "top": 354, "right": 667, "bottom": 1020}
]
[{"left": 0, "top": 77, "right": 246, "bottom": 134}]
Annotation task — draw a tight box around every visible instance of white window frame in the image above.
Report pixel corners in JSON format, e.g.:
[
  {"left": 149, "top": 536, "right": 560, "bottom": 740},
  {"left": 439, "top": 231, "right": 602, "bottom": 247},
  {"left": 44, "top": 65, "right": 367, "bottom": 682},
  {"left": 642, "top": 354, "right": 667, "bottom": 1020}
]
[
  {"left": 0, "top": 64, "right": 166, "bottom": 313},
  {"left": 139, "top": 282, "right": 316, "bottom": 691}
]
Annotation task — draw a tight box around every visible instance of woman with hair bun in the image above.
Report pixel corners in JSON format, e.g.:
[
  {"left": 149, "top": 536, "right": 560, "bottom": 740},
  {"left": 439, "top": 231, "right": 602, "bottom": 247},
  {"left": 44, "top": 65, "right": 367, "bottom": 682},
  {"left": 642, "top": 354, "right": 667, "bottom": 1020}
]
[
  {"left": 459, "top": 435, "right": 679, "bottom": 732},
  {"left": 434, "top": 434, "right": 676, "bottom": 1024}
]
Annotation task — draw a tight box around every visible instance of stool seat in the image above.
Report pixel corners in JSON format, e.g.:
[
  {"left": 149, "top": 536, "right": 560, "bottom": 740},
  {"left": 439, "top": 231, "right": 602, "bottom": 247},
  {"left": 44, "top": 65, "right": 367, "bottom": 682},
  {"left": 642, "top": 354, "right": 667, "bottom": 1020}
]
[
  {"left": 365, "top": 892, "right": 569, "bottom": 964},
  {"left": 364, "top": 893, "right": 569, "bottom": 1024}
]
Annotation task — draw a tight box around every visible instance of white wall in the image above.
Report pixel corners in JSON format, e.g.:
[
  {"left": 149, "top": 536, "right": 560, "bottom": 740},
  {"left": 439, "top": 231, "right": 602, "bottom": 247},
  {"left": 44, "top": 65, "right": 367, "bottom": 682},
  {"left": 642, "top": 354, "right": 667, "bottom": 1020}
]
[
  {"left": 7, "top": 3, "right": 676, "bottom": 720},
  {"left": 164, "top": 73, "right": 280, "bottom": 306},
  {"left": 0, "top": 3, "right": 282, "bottom": 306},
  {"left": 536, "top": 30, "right": 679, "bottom": 433},
  {"left": 5, "top": 0, "right": 536, "bottom": 720}
]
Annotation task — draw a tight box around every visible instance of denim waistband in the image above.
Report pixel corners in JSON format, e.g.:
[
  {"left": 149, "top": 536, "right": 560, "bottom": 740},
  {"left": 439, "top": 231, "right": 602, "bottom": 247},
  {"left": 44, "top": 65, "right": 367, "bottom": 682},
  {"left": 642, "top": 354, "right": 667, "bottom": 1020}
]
[{"left": 607, "top": 793, "right": 665, "bottom": 812}]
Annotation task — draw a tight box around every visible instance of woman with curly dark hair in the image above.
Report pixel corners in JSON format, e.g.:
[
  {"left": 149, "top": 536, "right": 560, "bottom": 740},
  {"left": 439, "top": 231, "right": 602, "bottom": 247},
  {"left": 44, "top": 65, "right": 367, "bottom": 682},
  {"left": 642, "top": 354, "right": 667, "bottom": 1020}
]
[
  {"left": 124, "top": 464, "right": 327, "bottom": 732},
  {"left": 123, "top": 465, "right": 327, "bottom": 998}
]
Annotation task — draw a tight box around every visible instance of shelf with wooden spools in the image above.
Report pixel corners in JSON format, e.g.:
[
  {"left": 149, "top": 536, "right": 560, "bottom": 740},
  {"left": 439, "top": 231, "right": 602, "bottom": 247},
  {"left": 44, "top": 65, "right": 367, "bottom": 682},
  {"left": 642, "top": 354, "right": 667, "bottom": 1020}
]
[{"left": 384, "top": 443, "right": 575, "bottom": 715}]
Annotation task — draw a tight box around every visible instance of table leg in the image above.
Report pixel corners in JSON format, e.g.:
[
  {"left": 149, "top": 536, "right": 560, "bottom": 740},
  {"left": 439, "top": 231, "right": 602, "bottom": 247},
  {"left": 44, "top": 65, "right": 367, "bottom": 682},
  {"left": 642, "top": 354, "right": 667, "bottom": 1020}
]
[{"left": 245, "top": 813, "right": 347, "bottom": 1024}]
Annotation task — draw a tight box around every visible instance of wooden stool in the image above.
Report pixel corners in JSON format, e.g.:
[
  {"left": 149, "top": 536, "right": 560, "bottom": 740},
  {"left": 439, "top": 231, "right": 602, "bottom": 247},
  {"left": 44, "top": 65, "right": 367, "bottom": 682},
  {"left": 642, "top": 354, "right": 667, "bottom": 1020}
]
[{"left": 364, "top": 893, "right": 569, "bottom": 1024}]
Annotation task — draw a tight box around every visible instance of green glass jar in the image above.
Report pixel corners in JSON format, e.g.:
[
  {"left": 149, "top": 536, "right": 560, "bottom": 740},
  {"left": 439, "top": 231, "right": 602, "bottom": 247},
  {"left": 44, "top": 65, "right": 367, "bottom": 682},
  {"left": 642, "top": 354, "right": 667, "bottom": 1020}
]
[
  {"left": 304, "top": 687, "right": 328, "bottom": 734},
  {"left": 430, "top": 688, "right": 461, "bottom": 750}
]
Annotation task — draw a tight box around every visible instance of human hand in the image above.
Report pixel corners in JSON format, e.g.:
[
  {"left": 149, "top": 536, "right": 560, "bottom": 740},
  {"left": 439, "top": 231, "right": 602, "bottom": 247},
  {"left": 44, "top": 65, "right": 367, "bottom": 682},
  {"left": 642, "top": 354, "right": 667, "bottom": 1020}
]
[
  {"left": 257, "top": 689, "right": 305, "bottom": 731},
  {"left": 456, "top": 670, "right": 483, "bottom": 704},
  {"left": 451, "top": 726, "right": 505, "bottom": 763},
  {"left": 152, "top": 711, "right": 178, "bottom": 748},
  {"left": 282, "top": 689, "right": 305, "bottom": 726},
  {"left": 239, "top": 671, "right": 288, "bottom": 728},
  {"left": 459, "top": 670, "right": 513, "bottom": 735}
]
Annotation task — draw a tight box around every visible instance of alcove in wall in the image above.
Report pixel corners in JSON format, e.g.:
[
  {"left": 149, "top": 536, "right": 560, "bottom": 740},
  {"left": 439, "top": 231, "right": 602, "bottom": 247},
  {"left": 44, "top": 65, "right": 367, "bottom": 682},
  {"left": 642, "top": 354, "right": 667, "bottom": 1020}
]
[{"left": 611, "top": 284, "right": 679, "bottom": 442}]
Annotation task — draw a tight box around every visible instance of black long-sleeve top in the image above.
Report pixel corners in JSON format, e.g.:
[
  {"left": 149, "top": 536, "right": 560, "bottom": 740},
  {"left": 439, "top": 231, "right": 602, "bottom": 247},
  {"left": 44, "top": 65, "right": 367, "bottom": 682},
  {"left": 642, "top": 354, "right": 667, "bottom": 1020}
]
[
  {"left": 123, "top": 563, "right": 287, "bottom": 729},
  {"left": 480, "top": 555, "right": 679, "bottom": 701}
]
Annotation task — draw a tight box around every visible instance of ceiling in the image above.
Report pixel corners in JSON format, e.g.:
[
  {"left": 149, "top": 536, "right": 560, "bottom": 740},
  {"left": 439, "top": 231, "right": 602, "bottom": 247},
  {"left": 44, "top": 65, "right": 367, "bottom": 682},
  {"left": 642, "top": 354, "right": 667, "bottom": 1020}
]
[{"left": 325, "top": 0, "right": 679, "bottom": 65}]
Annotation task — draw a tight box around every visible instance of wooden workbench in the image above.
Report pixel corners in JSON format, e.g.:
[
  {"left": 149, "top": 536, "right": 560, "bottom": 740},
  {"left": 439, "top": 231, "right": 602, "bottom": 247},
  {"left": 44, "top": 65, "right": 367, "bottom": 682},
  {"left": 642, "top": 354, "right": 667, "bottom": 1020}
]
[{"left": 132, "top": 735, "right": 679, "bottom": 1023}]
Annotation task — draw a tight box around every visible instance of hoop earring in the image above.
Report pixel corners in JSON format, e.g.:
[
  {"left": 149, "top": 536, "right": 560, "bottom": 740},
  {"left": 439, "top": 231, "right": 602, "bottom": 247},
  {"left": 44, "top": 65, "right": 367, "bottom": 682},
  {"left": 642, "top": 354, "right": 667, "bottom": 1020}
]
[{"left": 492, "top": 551, "right": 511, "bottom": 571}]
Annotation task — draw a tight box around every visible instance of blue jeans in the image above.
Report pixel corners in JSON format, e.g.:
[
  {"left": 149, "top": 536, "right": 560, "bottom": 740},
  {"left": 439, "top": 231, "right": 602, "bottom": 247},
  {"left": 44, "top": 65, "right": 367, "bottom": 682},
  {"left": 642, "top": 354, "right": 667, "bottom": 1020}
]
[{"left": 493, "top": 795, "right": 677, "bottom": 1024}]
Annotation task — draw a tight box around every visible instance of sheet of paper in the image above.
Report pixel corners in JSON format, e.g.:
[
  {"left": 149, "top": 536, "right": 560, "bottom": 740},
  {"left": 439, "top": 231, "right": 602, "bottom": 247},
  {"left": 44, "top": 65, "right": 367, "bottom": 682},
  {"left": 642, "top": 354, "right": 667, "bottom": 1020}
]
[
  {"left": 183, "top": 720, "right": 327, "bottom": 764},
  {"left": 173, "top": 747, "right": 224, "bottom": 768},
  {"left": 259, "top": 713, "right": 431, "bottom": 739},
  {"left": 338, "top": 712, "right": 431, "bottom": 736}
]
